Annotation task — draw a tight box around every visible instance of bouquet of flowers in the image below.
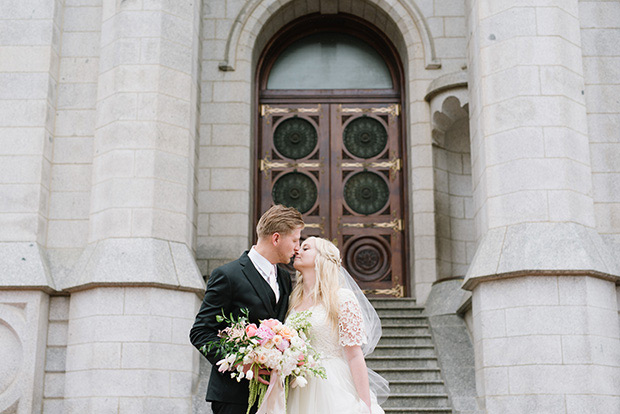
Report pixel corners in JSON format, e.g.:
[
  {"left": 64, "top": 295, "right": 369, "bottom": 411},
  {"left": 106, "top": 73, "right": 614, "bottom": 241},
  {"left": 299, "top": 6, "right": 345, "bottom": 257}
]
[{"left": 200, "top": 309, "right": 326, "bottom": 414}]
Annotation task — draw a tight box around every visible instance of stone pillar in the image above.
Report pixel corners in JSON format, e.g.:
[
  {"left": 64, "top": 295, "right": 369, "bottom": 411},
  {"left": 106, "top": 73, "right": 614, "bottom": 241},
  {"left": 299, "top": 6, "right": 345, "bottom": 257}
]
[
  {"left": 464, "top": 1, "right": 620, "bottom": 413},
  {"left": 0, "top": 0, "right": 61, "bottom": 412},
  {"left": 62, "top": 2, "right": 205, "bottom": 412}
]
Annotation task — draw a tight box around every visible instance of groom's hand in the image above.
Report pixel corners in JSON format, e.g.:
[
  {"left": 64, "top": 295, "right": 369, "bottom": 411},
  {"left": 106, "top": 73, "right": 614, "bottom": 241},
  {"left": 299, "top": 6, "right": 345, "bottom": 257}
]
[
  {"left": 240, "top": 364, "right": 271, "bottom": 385},
  {"left": 255, "top": 367, "right": 271, "bottom": 385}
]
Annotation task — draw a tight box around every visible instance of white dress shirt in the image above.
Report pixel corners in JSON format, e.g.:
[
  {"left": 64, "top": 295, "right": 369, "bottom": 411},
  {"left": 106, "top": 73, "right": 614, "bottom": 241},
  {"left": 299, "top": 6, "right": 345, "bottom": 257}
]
[{"left": 248, "top": 246, "right": 280, "bottom": 302}]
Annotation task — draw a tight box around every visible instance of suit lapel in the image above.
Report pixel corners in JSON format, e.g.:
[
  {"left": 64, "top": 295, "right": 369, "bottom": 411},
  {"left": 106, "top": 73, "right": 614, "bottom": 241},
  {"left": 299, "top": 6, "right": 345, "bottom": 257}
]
[{"left": 240, "top": 252, "right": 276, "bottom": 315}]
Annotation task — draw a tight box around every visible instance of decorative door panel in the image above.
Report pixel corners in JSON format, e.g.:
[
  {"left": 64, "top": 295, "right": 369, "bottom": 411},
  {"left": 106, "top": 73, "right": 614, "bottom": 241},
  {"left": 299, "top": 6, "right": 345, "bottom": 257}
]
[
  {"left": 331, "top": 103, "right": 404, "bottom": 297},
  {"left": 259, "top": 104, "right": 329, "bottom": 240},
  {"left": 258, "top": 103, "right": 406, "bottom": 297}
]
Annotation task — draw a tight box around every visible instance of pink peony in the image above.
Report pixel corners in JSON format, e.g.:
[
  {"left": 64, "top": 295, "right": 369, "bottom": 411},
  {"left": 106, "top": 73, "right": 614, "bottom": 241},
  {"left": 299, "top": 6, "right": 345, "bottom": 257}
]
[
  {"left": 276, "top": 338, "right": 290, "bottom": 351},
  {"left": 261, "top": 319, "right": 280, "bottom": 330},
  {"left": 255, "top": 326, "right": 275, "bottom": 344}
]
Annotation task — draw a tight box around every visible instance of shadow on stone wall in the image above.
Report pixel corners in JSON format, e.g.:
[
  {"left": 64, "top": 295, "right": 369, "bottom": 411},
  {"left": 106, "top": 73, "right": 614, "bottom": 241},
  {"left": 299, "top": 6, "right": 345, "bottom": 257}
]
[{"left": 425, "top": 279, "right": 481, "bottom": 414}]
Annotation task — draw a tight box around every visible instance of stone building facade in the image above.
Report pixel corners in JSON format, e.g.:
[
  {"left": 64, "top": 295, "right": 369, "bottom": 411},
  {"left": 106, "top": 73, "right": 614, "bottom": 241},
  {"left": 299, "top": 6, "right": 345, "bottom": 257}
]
[{"left": 1, "top": 0, "right": 619, "bottom": 413}]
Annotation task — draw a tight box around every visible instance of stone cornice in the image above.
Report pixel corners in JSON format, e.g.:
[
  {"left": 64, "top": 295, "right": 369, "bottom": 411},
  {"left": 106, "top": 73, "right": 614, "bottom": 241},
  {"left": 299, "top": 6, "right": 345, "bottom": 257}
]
[{"left": 462, "top": 268, "right": 620, "bottom": 291}]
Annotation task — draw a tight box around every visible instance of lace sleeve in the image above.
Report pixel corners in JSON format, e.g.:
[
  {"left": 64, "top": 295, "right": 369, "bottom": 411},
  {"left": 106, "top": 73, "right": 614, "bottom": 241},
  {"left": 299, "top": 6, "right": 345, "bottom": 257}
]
[{"left": 338, "top": 289, "right": 368, "bottom": 347}]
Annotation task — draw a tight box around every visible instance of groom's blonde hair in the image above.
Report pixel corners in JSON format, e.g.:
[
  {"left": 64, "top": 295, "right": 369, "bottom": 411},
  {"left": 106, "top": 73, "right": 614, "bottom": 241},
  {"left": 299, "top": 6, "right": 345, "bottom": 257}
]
[{"left": 256, "top": 204, "right": 304, "bottom": 238}]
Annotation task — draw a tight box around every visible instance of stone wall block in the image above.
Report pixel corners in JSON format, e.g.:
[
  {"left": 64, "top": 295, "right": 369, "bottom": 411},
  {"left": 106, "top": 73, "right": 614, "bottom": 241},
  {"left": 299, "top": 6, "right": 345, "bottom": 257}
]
[
  {"left": 486, "top": 158, "right": 591, "bottom": 196},
  {"left": 89, "top": 209, "right": 132, "bottom": 241},
  {"left": 484, "top": 395, "right": 566, "bottom": 414},
  {"left": 196, "top": 235, "right": 249, "bottom": 260},
  {"left": 481, "top": 335, "right": 563, "bottom": 366},
  {"left": 593, "top": 173, "right": 620, "bottom": 203},
  {"left": 476, "top": 367, "right": 510, "bottom": 397},
  {"left": 48, "top": 189, "right": 90, "bottom": 220},
  {"left": 481, "top": 36, "right": 583, "bottom": 76},
  {"left": 121, "top": 343, "right": 194, "bottom": 371},
  {"left": 475, "top": 277, "right": 559, "bottom": 311},
  {"left": 52, "top": 137, "right": 94, "bottom": 164},
  {"left": 581, "top": 28, "right": 620, "bottom": 57},
  {"left": 508, "top": 365, "right": 591, "bottom": 394},
  {"left": 483, "top": 127, "right": 545, "bottom": 167},
  {"left": 210, "top": 168, "right": 250, "bottom": 191},
  {"left": 540, "top": 65, "right": 586, "bottom": 104},
  {"left": 565, "top": 395, "right": 620, "bottom": 414},
  {"left": 486, "top": 190, "right": 548, "bottom": 228},
  {"left": 47, "top": 220, "right": 89, "bottom": 249},
  {"left": 543, "top": 127, "right": 590, "bottom": 165},
  {"left": 583, "top": 56, "right": 620, "bottom": 85},
  {"left": 547, "top": 190, "right": 596, "bottom": 228},
  {"left": 54, "top": 109, "right": 96, "bottom": 137},
  {"left": 480, "top": 7, "right": 537, "bottom": 47},
  {"left": 485, "top": 96, "right": 588, "bottom": 137}
]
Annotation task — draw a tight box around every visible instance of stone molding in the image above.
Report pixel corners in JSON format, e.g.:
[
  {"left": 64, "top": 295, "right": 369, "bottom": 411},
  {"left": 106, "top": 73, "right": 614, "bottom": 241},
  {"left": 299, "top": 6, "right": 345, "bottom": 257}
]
[
  {"left": 463, "top": 222, "right": 620, "bottom": 290},
  {"left": 0, "top": 243, "right": 55, "bottom": 292},
  {"left": 424, "top": 70, "right": 468, "bottom": 102},
  {"left": 59, "top": 238, "right": 205, "bottom": 295},
  {"left": 463, "top": 268, "right": 620, "bottom": 291},
  {"left": 218, "top": 0, "right": 440, "bottom": 71}
]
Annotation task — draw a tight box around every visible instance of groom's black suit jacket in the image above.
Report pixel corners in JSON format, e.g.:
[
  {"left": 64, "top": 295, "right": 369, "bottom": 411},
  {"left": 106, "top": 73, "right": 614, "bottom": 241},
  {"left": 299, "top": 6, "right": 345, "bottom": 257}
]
[{"left": 189, "top": 251, "right": 292, "bottom": 404}]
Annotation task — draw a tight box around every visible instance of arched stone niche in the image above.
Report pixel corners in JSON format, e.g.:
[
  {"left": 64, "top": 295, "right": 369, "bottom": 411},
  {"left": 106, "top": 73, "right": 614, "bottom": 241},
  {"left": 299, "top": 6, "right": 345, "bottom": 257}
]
[
  {"left": 426, "top": 72, "right": 475, "bottom": 280},
  {"left": 221, "top": 0, "right": 440, "bottom": 73}
]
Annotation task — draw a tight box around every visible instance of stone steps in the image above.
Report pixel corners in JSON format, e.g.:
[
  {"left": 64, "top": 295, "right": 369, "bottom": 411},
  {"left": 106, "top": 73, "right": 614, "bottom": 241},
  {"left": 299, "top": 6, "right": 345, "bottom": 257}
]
[
  {"left": 383, "top": 408, "right": 453, "bottom": 414},
  {"left": 372, "top": 344, "right": 436, "bottom": 357},
  {"left": 387, "top": 380, "right": 447, "bottom": 394},
  {"left": 366, "top": 355, "right": 439, "bottom": 369},
  {"left": 369, "top": 298, "right": 453, "bottom": 414}
]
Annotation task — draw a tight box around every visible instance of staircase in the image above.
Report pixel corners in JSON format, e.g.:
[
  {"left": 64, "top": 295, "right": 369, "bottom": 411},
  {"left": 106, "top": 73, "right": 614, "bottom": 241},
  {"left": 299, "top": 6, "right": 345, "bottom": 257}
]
[{"left": 368, "top": 298, "right": 453, "bottom": 414}]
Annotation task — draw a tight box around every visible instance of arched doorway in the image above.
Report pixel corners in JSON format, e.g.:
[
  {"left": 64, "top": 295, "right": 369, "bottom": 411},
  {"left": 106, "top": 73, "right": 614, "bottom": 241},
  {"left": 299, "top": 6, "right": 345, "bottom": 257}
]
[{"left": 255, "top": 14, "right": 408, "bottom": 297}]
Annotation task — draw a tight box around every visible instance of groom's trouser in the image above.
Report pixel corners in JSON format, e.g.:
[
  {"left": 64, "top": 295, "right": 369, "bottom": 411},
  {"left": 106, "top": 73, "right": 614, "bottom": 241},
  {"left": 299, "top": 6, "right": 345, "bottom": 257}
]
[{"left": 211, "top": 402, "right": 257, "bottom": 414}]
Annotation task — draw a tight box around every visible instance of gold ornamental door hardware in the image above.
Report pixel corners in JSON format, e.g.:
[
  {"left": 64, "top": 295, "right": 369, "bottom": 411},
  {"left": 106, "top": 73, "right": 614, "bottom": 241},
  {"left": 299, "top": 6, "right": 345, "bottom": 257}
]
[
  {"left": 363, "top": 284, "right": 404, "bottom": 297},
  {"left": 303, "top": 218, "right": 325, "bottom": 234},
  {"left": 261, "top": 104, "right": 322, "bottom": 117},
  {"left": 259, "top": 157, "right": 322, "bottom": 176},
  {"left": 339, "top": 104, "right": 400, "bottom": 117},
  {"left": 341, "top": 157, "right": 402, "bottom": 174},
  {"left": 341, "top": 218, "right": 404, "bottom": 232}
]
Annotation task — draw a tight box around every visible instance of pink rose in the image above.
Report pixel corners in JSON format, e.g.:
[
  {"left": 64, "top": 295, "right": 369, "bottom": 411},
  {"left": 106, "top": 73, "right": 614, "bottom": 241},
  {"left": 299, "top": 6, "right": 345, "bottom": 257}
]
[{"left": 246, "top": 323, "right": 258, "bottom": 337}]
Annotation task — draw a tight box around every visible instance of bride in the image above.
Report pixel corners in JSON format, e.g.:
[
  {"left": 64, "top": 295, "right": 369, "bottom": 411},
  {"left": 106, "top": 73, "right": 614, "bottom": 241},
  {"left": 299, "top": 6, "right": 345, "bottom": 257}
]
[{"left": 286, "top": 237, "right": 388, "bottom": 414}]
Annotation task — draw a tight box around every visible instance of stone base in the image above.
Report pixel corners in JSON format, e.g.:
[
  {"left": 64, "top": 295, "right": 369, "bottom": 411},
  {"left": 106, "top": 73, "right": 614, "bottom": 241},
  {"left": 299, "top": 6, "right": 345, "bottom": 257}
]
[
  {"left": 464, "top": 223, "right": 620, "bottom": 289},
  {"left": 60, "top": 238, "right": 205, "bottom": 293},
  {"left": 0, "top": 242, "right": 55, "bottom": 291},
  {"left": 63, "top": 287, "right": 201, "bottom": 413},
  {"left": 470, "top": 275, "right": 620, "bottom": 414}
]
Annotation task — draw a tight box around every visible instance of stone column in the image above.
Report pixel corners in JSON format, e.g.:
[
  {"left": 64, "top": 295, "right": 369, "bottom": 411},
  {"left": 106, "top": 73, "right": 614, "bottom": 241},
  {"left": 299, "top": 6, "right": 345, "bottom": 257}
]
[
  {"left": 62, "top": 2, "right": 205, "bottom": 412},
  {"left": 0, "top": 0, "right": 61, "bottom": 412},
  {"left": 464, "top": 1, "right": 620, "bottom": 413}
]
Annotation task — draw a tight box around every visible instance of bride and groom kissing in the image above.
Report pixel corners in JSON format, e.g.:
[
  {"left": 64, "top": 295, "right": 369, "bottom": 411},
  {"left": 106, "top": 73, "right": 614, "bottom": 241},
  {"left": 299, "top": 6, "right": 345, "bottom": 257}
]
[{"left": 190, "top": 205, "right": 386, "bottom": 414}]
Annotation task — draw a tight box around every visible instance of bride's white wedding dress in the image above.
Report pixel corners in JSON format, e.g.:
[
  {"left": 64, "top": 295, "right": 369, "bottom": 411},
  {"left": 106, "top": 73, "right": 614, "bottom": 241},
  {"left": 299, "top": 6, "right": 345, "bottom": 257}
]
[{"left": 287, "top": 289, "right": 385, "bottom": 414}]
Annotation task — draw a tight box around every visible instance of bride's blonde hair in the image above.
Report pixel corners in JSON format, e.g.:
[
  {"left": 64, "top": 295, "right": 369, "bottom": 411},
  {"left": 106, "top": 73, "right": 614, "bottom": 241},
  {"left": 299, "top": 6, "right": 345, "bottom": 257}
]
[{"left": 288, "top": 237, "right": 341, "bottom": 330}]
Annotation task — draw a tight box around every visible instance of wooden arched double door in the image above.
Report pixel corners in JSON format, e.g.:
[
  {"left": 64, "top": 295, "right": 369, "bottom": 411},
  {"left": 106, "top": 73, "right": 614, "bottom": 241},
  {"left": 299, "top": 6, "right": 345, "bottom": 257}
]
[
  {"left": 257, "top": 102, "right": 406, "bottom": 296},
  {"left": 255, "top": 15, "right": 408, "bottom": 297}
]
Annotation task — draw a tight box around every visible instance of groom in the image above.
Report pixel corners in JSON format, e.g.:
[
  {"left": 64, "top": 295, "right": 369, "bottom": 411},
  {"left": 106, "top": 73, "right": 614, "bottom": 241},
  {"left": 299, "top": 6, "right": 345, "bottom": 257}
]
[{"left": 190, "top": 204, "right": 304, "bottom": 414}]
